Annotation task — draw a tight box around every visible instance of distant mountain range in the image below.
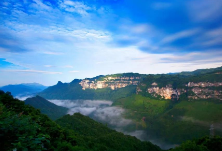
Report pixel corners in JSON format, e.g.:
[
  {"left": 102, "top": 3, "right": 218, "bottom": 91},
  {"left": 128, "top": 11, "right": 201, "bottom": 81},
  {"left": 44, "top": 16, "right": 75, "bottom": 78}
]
[
  {"left": 0, "top": 83, "right": 47, "bottom": 97},
  {"left": 38, "top": 66, "right": 222, "bottom": 101}
]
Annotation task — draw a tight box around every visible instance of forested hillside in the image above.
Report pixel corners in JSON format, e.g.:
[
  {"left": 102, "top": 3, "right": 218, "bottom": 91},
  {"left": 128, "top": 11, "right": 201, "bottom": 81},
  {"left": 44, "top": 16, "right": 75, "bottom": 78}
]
[
  {"left": 25, "top": 96, "right": 68, "bottom": 120},
  {"left": 39, "top": 79, "right": 138, "bottom": 100},
  {"left": 0, "top": 91, "right": 161, "bottom": 151}
]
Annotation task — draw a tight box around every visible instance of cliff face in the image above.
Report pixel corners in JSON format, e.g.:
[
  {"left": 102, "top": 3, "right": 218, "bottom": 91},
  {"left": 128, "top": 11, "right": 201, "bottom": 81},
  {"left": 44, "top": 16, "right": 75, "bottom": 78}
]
[
  {"left": 147, "top": 83, "right": 185, "bottom": 100},
  {"left": 146, "top": 82, "right": 222, "bottom": 100},
  {"left": 187, "top": 82, "right": 222, "bottom": 100},
  {"left": 79, "top": 76, "right": 141, "bottom": 90}
]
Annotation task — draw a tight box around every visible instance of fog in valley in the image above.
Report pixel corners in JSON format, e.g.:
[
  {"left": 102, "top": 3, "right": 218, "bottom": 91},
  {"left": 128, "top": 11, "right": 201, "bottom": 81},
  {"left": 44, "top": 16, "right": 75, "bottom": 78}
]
[{"left": 48, "top": 99, "right": 176, "bottom": 149}]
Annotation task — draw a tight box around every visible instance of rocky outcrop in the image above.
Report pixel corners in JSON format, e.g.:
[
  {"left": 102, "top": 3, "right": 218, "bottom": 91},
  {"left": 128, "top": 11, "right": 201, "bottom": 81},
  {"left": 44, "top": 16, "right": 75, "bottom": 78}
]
[
  {"left": 147, "top": 82, "right": 222, "bottom": 100},
  {"left": 188, "top": 87, "right": 222, "bottom": 100},
  {"left": 187, "top": 82, "right": 222, "bottom": 87},
  {"left": 79, "top": 76, "right": 141, "bottom": 90},
  {"left": 186, "top": 82, "right": 222, "bottom": 100},
  {"left": 147, "top": 83, "right": 185, "bottom": 100}
]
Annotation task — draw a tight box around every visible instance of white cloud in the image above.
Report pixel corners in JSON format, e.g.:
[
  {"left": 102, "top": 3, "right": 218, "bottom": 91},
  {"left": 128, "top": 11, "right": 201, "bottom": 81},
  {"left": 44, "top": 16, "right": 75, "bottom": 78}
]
[
  {"left": 44, "top": 65, "right": 54, "bottom": 68},
  {"left": 60, "top": 0, "right": 92, "bottom": 16},
  {"left": 62, "top": 65, "right": 73, "bottom": 68},
  {"left": 48, "top": 99, "right": 132, "bottom": 127},
  {"left": 69, "top": 70, "right": 79, "bottom": 73},
  {"left": 161, "top": 29, "right": 200, "bottom": 44},
  {"left": 188, "top": 0, "right": 222, "bottom": 22},
  {"left": 32, "top": 0, "right": 52, "bottom": 11},
  {"left": 1, "top": 70, "right": 62, "bottom": 74},
  {"left": 42, "top": 51, "right": 64, "bottom": 55}
]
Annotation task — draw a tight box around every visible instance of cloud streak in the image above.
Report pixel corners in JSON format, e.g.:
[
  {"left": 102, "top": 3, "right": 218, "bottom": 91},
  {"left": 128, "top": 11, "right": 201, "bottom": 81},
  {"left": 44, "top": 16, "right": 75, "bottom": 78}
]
[{"left": 1, "top": 70, "right": 62, "bottom": 74}]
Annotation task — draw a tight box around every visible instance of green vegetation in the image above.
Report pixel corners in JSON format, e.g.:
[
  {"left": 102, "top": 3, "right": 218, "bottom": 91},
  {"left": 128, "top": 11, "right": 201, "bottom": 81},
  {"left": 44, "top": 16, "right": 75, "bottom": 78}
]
[
  {"left": 179, "top": 66, "right": 222, "bottom": 76},
  {"left": 39, "top": 79, "right": 137, "bottom": 100},
  {"left": 171, "top": 136, "right": 222, "bottom": 151},
  {"left": 36, "top": 67, "right": 222, "bottom": 146},
  {"left": 2, "top": 90, "right": 222, "bottom": 150},
  {"left": 56, "top": 114, "right": 161, "bottom": 151},
  {"left": 171, "top": 100, "right": 222, "bottom": 122},
  {"left": 0, "top": 91, "right": 161, "bottom": 151},
  {"left": 114, "top": 94, "right": 170, "bottom": 120},
  {"left": 113, "top": 94, "right": 222, "bottom": 144},
  {"left": 38, "top": 67, "right": 222, "bottom": 101},
  {"left": 25, "top": 96, "right": 68, "bottom": 120}
]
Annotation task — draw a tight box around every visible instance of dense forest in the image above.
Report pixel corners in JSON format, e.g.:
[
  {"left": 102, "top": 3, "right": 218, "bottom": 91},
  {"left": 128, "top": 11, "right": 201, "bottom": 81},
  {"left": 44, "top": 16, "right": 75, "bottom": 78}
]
[
  {"left": 25, "top": 96, "right": 68, "bottom": 120},
  {"left": 0, "top": 91, "right": 161, "bottom": 151},
  {"left": 1, "top": 91, "right": 222, "bottom": 150}
]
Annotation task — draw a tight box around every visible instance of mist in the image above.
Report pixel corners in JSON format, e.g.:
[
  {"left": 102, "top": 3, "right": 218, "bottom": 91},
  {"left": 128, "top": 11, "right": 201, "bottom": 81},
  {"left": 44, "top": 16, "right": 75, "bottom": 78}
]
[
  {"left": 15, "top": 95, "right": 34, "bottom": 101},
  {"left": 48, "top": 99, "right": 132, "bottom": 128},
  {"left": 48, "top": 99, "right": 175, "bottom": 150}
]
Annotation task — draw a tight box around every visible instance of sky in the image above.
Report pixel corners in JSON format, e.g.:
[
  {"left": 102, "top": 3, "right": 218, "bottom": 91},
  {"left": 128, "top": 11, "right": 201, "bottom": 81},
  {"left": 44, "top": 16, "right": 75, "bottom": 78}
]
[{"left": 0, "top": 0, "right": 222, "bottom": 86}]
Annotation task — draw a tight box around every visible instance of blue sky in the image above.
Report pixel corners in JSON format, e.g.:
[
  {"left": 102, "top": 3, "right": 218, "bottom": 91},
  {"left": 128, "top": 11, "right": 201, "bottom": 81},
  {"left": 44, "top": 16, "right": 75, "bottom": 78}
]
[{"left": 0, "top": 0, "right": 222, "bottom": 86}]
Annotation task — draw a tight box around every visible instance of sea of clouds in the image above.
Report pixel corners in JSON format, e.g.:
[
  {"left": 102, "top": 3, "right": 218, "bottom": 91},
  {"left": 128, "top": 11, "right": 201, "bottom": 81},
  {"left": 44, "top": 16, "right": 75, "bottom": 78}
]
[
  {"left": 48, "top": 99, "right": 132, "bottom": 128},
  {"left": 48, "top": 99, "right": 176, "bottom": 149}
]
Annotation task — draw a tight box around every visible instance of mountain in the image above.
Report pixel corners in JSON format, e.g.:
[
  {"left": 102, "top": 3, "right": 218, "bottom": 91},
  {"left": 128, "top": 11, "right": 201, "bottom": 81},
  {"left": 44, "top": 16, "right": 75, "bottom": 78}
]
[
  {"left": 0, "top": 91, "right": 162, "bottom": 151},
  {"left": 56, "top": 113, "right": 161, "bottom": 151},
  {"left": 178, "top": 66, "right": 222, "bottom": 76},
  {"left": 37, "top": 66, "right": 222, "bottom": 146},
  {"left": 1, "top": 88, "right": 222, "bottom": 151},
  {"left": 0, "top": 83, "right": 47, "bottom": 97},
  {"left": 39, "top": 73, "right": 145, "bottom": 100},
  {"left": 25, "top": 95, "right": 68, "bottom": 120},
  {"left": 39, "top": 67, "right": 222, "bottom": 101}
]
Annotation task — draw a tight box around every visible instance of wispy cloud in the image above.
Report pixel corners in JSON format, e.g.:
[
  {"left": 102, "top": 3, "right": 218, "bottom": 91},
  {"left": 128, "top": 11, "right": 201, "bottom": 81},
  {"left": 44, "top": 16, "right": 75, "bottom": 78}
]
[
  {"left": 161, "top": 50, "right": 222, "bottom": 65},
  {"left": 42, "top": 51, "right": 64, "bottom": 55},
  {"left": 62, "top": 65, "right": 73, "bottom": 68},
  {"left": 1, "top": 70, "right": 62, "bottom": 74},
  {"left": 59, "top": 0, "right": 92, "bottom": 16},
  {"left": 44, "top": 65, "right": 73, "bottom": 68},
  {"left": 69, "top": 70, "right": 79, "bottom": 73},
  {"left": 44, "top": 65, "right": 55, "bottom": 68},
  {"left": 188, "top": 0, "right": 222, "bottom": 22},
  {"left": 160, "top": 29, "right": 201, "bottom": 44},
  {"left": 0, "top": 0, "right": 222, "bottom": 86},
  {"left": 152, "top": 2, "right": 171, "bottom": 10}
]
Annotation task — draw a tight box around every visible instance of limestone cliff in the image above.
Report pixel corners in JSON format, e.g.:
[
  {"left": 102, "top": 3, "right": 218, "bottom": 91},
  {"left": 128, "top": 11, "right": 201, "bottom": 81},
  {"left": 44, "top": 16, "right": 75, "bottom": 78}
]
[
  {"left": 79, "top": 76, "right": 141, "bottom": 90},
  {"left": 147, "top": 83, "right": 185, "bottom": 100},
  {"left": 187, "top": 82, "right": 222, "bottom": 100},
  {"left": 146, "top": 82, "right": 222, "bottom": 100}
]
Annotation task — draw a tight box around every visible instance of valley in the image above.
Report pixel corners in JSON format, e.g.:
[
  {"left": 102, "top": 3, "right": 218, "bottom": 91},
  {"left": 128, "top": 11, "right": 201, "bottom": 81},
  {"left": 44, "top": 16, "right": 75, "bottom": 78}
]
[
  {"left": 35, "top": 66, "right": 222, "bottom": 149},
  {"left": 1, "top": 66, "right": 222, "bottom": 150}
]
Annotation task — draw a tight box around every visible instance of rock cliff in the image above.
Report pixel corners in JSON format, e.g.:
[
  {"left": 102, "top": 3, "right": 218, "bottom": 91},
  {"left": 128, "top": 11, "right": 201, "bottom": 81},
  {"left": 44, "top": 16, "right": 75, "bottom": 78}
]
[
  {"left": 79, "top": 76, "right": 141, "bottom": 90},
  {"left": 146, "top": 82, "right": 222, "bottom": 100}
]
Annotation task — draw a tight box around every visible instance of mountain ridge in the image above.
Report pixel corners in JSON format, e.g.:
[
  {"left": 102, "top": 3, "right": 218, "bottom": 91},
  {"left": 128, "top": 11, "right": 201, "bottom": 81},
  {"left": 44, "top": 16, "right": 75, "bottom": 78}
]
[
  {"left": 38, "top": 66, "right": 222, "bottom": 101},
  {"left": 0, "top": 83, "right": 47, "bottom": 97},
  {"left": 25, "top": 95, "right": 68, "bottom": 120}
]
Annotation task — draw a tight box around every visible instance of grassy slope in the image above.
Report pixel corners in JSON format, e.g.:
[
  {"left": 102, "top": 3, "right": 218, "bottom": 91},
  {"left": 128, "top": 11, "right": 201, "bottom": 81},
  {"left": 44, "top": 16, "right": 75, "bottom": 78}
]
[
  {"left": 113, "top": 94, "right": 222, "bottom": 144},
  {"left": 113, "top": 94, "right": 170, "bottom": 119},
  {"left": 172, "top": 101, "right": 222, "bottom": 122}
]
